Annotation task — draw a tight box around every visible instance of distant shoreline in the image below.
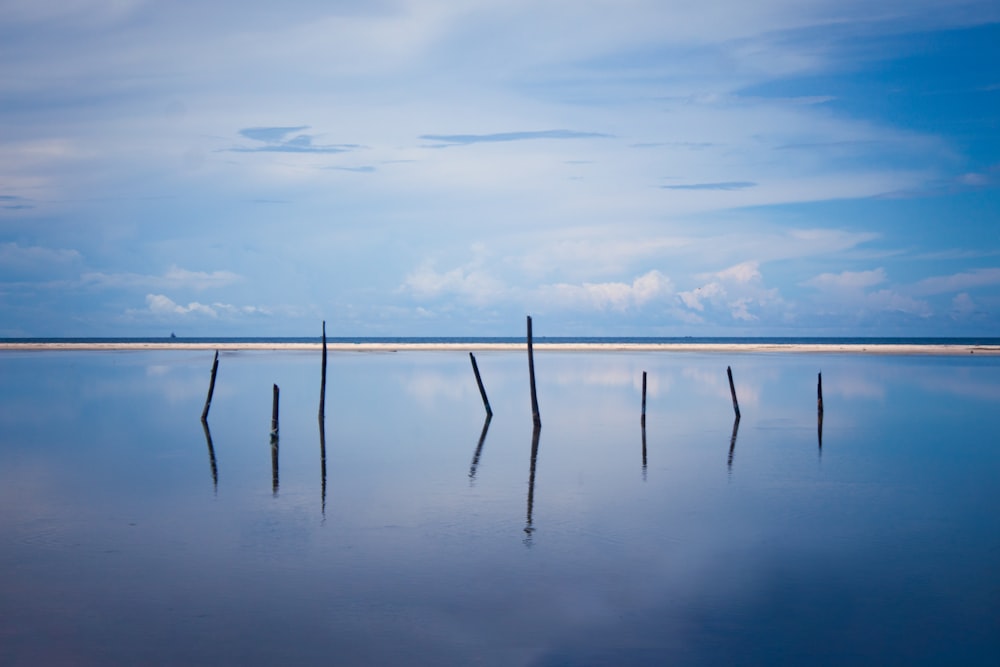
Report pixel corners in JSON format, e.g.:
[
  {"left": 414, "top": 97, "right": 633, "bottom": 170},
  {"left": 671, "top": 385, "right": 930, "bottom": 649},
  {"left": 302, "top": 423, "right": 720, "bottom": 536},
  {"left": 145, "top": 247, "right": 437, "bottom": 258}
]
[{"left": 2, "top": 342, "right": 998, "bottom": 355}]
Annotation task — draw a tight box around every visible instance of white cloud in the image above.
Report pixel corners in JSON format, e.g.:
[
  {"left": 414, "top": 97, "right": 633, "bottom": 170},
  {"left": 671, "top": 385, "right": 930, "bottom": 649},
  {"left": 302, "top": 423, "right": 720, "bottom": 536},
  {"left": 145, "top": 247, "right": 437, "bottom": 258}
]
[
  {"left": 401, "top": 261, "right": 504, "bottom": 305},
  {"left": 81, "top": 266, "right": 242, "bottom": 290},
  {"left": 804, "top": 268, "right": 888, "bottom": 291},
  {"left": 538, "top": 270, "right": 674, "bottom": 311},
  {"left": 951, "top": 292, "right": 976, "bottom": 318},
  {"left": 145, "top": 294, "right": 217, "bottom": 317},
  {"left": 139, "top": 294, "right": 269, "bottom": 319},
  {"left": 911, "top": 268, "right": 1000, "bottom": 295}
]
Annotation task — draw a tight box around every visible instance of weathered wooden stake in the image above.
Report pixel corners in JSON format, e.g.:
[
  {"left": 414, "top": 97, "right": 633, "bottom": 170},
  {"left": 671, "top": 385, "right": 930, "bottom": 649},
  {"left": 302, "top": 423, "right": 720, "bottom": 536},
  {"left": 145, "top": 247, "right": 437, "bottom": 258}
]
[
  {"left": 201, "top": 350, "right": 219, "bottom": 422},
  {"left": 469, "top": 352, "right": 493, "bottom": 417},
  {"left": 817, "top": 371, "right": 824, "bottom": 414},
  {"left": 641, "top": 371, "right": 647, "bottom": 426},
  {"left": 271, "top": 384, "right": 280, "bottom": 436},
  {"left": 527, "top": 315, "right": 541, "bottom": 426},
  {"left": 727, "top": 366, "right": 741, "bottom": 421},
  {"left": 319, "top": 320, "right": 328, "bottom": 420}
]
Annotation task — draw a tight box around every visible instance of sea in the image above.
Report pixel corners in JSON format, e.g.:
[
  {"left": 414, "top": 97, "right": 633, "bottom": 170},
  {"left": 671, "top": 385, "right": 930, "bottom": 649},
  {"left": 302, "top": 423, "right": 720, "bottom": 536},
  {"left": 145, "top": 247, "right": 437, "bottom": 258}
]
[{"left": 1, "top": 342, "right": 998, "bottom": 665}]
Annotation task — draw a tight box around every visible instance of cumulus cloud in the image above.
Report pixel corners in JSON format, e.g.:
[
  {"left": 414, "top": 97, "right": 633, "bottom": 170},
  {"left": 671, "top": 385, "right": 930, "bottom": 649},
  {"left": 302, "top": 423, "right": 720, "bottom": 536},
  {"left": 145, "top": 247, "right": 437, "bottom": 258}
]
[
  {"left": 539, "top": 270, "right": 674, "bottom": 311},
  {"left": 141, "top": 294, "right": 269, "bottom": 318},
  {"left": 678, "top": 261, "right": 783, "bottom": 322},
  {"left": 401, "top": 261, "right": 504, "bottom": 305}
]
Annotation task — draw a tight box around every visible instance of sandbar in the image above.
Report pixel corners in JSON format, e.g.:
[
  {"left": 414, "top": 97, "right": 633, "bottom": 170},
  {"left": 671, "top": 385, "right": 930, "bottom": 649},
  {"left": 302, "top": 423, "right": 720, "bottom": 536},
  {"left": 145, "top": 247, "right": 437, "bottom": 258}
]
[{"left": 1, "top": 342, "right": 998, "bottom": 355}]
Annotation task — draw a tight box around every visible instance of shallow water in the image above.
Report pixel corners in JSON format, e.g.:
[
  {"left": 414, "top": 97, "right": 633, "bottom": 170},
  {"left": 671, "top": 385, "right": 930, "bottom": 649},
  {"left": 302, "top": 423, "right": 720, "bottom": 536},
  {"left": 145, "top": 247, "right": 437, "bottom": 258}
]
[{"left": 1, "top": 350, "right": 998, "bottom": 666}]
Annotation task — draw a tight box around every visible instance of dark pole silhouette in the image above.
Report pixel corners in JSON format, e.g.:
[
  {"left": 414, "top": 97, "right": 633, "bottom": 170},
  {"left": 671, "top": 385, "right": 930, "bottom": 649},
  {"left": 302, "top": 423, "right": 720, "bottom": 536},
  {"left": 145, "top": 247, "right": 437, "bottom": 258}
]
[
  {"left": 524, "top": 424, "right": 542, "bottom": 546},
  {"left": 527, "top": 316, "right": 541, "bottom": 427},
  {"left": 727, "top": 416, "right": 740, "bottom": 470},
  {"left": 727, "top": 366, "right": 741, "bottom": 421},
  {"left": 271, "top": 384, "right": 280, "bottom": 436},
  {"left": 271, "top": 384, "right": 279, "bottom": 496},
  {"left": 469, "top": 352, "right": 493, "bottom": 417},
  {"left": 201, "top": 350, "right": 219, "bottom": 422},
  {"left": 319, "top": 321, "right": 328, "bottom": 420},
  {"left": 641, "top": 421, "right": 648, "bottom": 481},
  {"left": 202, "top": 419, "right": 218, "bottom": 491},
  {"left": 319, "top": 414, "right": 327, "bottom": 516},
  {"left": 469, "top": 414, "right": 493, "bottom": 482},
  {"left": 818, "top": 372, "right": 824, "bottom": 455},
  {"left": 641, "top": 371, "right": 647, "bottom": 427}
]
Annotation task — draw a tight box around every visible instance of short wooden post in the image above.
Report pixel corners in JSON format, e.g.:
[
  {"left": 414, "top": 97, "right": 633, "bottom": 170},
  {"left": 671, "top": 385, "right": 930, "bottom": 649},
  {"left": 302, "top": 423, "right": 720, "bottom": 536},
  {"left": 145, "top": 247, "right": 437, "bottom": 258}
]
[
  {"left": 271, "top": 384, "right": 280, "bottom": 436},
  {"left": 469, "top": 352, "right": 493, "bottom": 417},
  {"left": 201, "top": 350, "right": 219, "bottom": 422},
  {"left": 727, "top": 366, "right": 741, "bottom": 421},
  {"left": 817, "top": 372, "right": 824, "bottom": 414},
  {"left": 319, "top": 321, "right": 328, "bottom": 420},
  {"left": 641, "top": 371, "right": 647, "bottom": 426},
  {"left": 527, "top": 315, "right": 541, "bottom": 426}
]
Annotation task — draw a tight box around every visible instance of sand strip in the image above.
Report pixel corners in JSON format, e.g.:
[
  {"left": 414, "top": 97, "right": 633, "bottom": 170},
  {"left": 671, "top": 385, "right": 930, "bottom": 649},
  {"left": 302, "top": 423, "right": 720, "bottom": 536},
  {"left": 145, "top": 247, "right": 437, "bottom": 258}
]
[{"left": 1, "top": 342, "right": 998, "bottom": 355}]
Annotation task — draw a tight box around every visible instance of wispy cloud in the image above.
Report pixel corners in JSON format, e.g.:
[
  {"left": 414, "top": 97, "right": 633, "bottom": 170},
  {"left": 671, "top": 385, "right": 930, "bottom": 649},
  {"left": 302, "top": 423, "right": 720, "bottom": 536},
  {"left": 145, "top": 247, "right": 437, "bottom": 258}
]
[
  {"left": 420, "top": 129, "right": 612, "bottom": 147},
  {"left": 229, "top": 126, "right": 358, "bottom": 154},
  {"left": 80, "top": 266, "right": 242, "bottom": 291},
  {"left": 140, "top": 294, "right": 269, "bottom": 319},
  {"left": 911, "top": 268, "right": 1000, "bottom": 295},
  {"left": 662, "top": 181, "right": 757, "bottom": 191},
  {"left": 804, "top": 269, "right": 888, "bottom": 291}
]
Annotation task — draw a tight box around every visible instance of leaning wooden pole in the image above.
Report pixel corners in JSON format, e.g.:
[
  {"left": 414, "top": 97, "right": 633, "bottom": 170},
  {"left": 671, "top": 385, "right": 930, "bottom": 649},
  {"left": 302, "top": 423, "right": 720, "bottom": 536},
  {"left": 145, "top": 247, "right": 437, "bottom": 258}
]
[
  {"left": 727, "top": 366, "right": 741, "bottom": 421},
  {"left": 527, "top": 315, "right": 541, "bottom": 427},
  {"left": 469, "top": 352, "right": 493, "bottom": 417},
  {"left": 201, "top": 350, "right": 219, "bottom": 422},
  {"left": 271, "top": 384, "right": 280, "bottom": 436},
  {"left": 318, "top": 320, "right": 328, "bottom": 420}
]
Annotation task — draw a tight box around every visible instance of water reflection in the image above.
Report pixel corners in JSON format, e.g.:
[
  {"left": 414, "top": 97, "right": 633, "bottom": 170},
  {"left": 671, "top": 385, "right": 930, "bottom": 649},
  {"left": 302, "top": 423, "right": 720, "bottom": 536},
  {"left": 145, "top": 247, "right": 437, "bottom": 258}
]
[
  {"left": 201, "top": 419, "right": 218, "bottom": 491},
  {"left": 641, "top": 423, "right": 648, "bottom": 481},
  {"left": 270, "top": 432, "right": 279, "bottom": 497},
  {"left": 524, "top": 424, "right": 542, "bottom": 547},
  {"left": 727, "top": 416, "right": 741, "bottom": 471},
  {"left": 319, "top": 416, "right": 327, "bottom": 516},
  {"left": 468, "top": 414, "right": 493, "bottom": 483}
]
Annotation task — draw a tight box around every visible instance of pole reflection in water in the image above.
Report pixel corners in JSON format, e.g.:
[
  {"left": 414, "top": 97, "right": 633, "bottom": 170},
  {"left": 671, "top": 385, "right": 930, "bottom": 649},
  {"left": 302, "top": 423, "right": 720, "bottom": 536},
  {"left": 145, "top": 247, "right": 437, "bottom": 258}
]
[
  {"left": 468, "top": 414, "right": 493, "bottom": 484},
  {"left": 641, "top": 423, "right": 648, "bottom": 482},
  {"left": 319, "top": 415, "right": 327, "bottom": 517},
  {"left": 818, "top": 409, "right": 824, "bottom": 457},
  {"left": 202, "top": 419, "right": 218, "bottom": 492},
  {"left": 270, "top": 432, "right": 279, "bottom": 497},
  {"left": 524, "top": 424, "right": 542, "bottom": 547},
  {"left": 727, "top": 416, "right": 741, "bottom": 471}
]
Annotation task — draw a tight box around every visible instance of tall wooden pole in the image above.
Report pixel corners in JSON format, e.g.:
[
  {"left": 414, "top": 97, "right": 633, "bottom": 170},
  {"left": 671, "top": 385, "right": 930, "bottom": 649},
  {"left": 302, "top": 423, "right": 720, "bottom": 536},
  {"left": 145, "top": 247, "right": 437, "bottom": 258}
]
[
  {"left": 271, "top": 384, "right": 280, "bottom": 436},
  {"left": 319, "top": 321, "right": 328, "bottom": 420},
  {"left": 727, "top": 366, "right": 741, "bottom": 421},
  {"left": 527, "top": 316, "right": 541, "bottom": 427},
  {"left": 817, "top": 372, "right": 824, "bottom": 414},
  {"left": 469, "top": 352, "right": 493, "bottom": 417},
  {"left": 201, "top": 350, "right": 219, "bottom": 422},
  {"left": 641, "top": 371, "right": 647, "bottom": 427}
]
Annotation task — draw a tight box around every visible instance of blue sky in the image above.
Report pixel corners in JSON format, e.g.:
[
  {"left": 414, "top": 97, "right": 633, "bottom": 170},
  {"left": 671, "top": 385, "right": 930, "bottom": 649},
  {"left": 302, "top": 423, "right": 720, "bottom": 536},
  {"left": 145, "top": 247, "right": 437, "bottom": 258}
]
[{"left": 1, "top": 0, "right": 998, "bottom": 337}]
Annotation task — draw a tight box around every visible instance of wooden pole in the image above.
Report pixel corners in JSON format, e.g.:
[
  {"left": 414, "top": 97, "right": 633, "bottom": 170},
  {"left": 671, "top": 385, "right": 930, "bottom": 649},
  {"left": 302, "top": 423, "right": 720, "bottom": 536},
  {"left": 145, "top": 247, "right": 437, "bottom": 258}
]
[
  {"left": 727, "top": 366, "right": 741, "bottom": 421},
  {"left": 817, "top": 372, "right": 824, "bottom": 414},
  {"left": 319, "top": 321, "right": 328, "bottom": 420},
  {"left": 641, "top": 371, "right": 647, "bottom": 427},
  {"left": 469, "top": 352, "right": 493, "bottom": 417},
  {"left": 201, "top": 350, "right": 219, "bottom": 422},
  {"left": 271, "top": 384, "right": 280, "bottom": 436},
  {"left": 527, "top": 315, "right": 541, "bottom": 427}
]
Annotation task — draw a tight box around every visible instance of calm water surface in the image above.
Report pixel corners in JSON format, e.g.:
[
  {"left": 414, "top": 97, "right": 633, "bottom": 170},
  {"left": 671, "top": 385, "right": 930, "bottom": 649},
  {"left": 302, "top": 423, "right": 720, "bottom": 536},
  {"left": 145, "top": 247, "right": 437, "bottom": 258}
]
[{"left": 1, "top": 350, "right": 998, "bottom": 666}]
